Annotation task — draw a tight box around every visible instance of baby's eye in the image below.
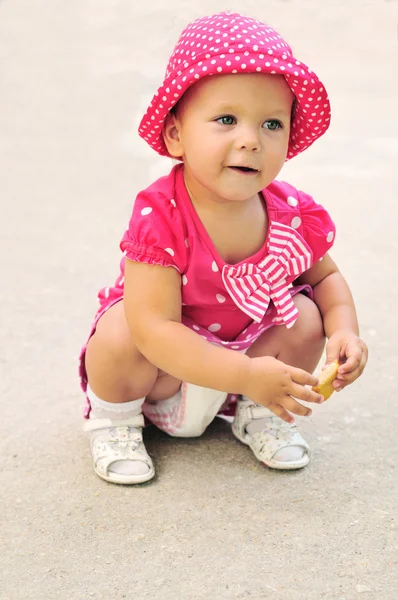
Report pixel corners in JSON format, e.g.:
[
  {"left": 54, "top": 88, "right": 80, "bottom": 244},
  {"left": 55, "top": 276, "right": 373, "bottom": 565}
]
[
  {"left": 263, "top": 119, "right": 283, "bottom": 131},
  {"left": 216, "top": 115, "right": 236, "bottom": 125}
]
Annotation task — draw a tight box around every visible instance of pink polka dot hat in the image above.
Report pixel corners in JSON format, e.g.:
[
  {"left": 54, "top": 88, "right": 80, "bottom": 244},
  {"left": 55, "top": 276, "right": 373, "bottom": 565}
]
[{"left": 139, "top": 12, "right": 331, "bottom": 160}]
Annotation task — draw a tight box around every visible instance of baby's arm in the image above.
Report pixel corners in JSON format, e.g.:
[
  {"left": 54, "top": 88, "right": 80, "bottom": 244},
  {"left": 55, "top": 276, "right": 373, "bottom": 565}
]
[
  {"left": 124, "top": 259, "right": 322, "bottom": 422},
  {"left": 124, "top": 259, "right": 250, "bottom": 394},
  {"left": 299, "top": 255, "right": 368, "bottom": 390}
]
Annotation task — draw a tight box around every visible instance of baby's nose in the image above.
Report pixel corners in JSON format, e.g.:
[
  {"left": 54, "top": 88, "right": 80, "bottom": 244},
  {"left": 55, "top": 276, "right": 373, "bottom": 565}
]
[
  {"left": 240, "top": 141, "right": 259, "bottom": 151},
  {"left": 236, "top": 127, "right": 261, "bottom": 151}
]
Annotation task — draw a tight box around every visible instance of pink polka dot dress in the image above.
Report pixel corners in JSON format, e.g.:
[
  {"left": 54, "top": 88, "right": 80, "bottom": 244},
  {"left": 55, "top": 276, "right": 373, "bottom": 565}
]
[{"left": 79, "top": 164, "right": 336, "bottom": 417}]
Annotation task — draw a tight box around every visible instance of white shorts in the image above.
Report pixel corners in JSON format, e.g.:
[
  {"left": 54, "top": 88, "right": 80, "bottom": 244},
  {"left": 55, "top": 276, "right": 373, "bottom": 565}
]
[{"left": 142, "top": 382, "right": 229, "bottom": 437}]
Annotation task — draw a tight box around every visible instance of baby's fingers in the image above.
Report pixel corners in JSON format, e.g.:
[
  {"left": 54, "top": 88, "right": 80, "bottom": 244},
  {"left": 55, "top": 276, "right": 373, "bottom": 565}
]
[
  {"left": 283, "top": 395, "right": 314, "bottom": 417},
  {"left": 290, "top": 382, "right": 324, "bottom": 405},
  {"left": 339, "top": 341, "right": 368, "bottom": 375},
  {"left": 289, "top": 366, "right": 319, "bottom": 388},
  {"left": 272, "top": 404, "right": 296, "bottom": 424},
  {"left": 333, "top": 370, "right": 358, "bottom": 390},
  {"left": 334, "top": 354, "right": 367, "bottom": 390},
  {"left": 271, "top": 397, "right": 311, "bottom": 421},
  {"left": 338, "top": 353, "right": 361, "bottom": 375}
]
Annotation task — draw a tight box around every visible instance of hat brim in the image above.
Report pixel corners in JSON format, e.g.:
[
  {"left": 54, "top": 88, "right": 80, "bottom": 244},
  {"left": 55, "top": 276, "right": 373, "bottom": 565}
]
[{"left": 139, "top": 50, "right": 330, "bottom": 160}]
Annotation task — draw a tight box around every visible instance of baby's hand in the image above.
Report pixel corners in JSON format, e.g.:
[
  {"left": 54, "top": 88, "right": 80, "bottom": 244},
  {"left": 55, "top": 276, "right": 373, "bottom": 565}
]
[
  {"left": 325, "top": 330, "right": 368, "bottom": 391},
  {"left": 243, "top": 356, "right": 324, "bottom": 423}
]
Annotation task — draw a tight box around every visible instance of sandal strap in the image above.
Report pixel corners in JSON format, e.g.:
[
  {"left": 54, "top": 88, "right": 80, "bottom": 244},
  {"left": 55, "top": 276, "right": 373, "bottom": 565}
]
[
  {"left": 83, "top": 414, "right": 145, "bottom": 432},
  {"left": 236, "top": 398, "right": 273, "bottom": 432},
  {"left": 245, "top": 404, "right": 273, "bottom": 421}
]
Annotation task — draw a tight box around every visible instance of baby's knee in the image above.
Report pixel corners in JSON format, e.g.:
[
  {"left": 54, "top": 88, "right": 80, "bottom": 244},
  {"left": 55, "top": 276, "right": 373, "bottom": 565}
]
[
  {"left": 93, "top": 302, "right": 139, "bottom": 359},
  {"left": 85, "top": 302, "right": 158, "bottom": 399},
  {"left": 293, "top": 294, "right": 325, "bottom": 345},
  {"left": 87, "top": 302, "right": 155, "bottom": 384}
]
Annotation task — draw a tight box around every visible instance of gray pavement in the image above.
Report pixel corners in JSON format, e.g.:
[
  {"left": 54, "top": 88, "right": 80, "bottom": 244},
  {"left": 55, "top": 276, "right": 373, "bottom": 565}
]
[{"left": 1, "top": 1, "right": 397, "bottom": 599}]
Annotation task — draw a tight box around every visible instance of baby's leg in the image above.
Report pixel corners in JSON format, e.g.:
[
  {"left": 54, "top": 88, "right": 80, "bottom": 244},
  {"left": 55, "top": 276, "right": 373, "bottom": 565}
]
[
  {"left": 83, "top": 301, "right": 182, "bottom": 484},
  {"left": 246, "top": 293, "right": 325, "bottom": 369},
  {"left": 85, "top": 300, "right": 182, "bottom": 404},
  {"left": 233, "top": 294, "right": 325, "bottom": 469}
]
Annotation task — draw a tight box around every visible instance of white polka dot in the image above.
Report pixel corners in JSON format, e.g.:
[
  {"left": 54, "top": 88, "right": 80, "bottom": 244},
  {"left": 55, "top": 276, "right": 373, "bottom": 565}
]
[
  {"left": 291, "top": 217, "right": 302, "bottom": 229},
  {"left": 171, "top": 199, "right": 176, "bottom": 207},
  {"left": 193, "top": 325, "right": 200, "bottom": 331},
  {"left": 216, "top": 294, "right": 226, "bottom": 303},
  {"left": 287, "top": 196, "right": 298, "bottom": 207},
  {"left": 185, "top": 238, "right": 189, "bottom": 247},
  {"left": 208, "top": 323, "right": 221, "bottom": 333},
  {"left": 165, "top": 248, "right": 175, "bottom": 256},
  {"left": 141, "top": 207, "right": 152, "bottom": 216},
  {"left": 231, "top": 345, "right": 240, "bottom": 350},
  {"left": 327, "top": 231, "right": 334, "bottom": 243},
  {"left": 182, "top": 275, "right": 188, "bottom": 285},
  {"left": 211, "top": 261, "right": 219, "bottom": 272}
]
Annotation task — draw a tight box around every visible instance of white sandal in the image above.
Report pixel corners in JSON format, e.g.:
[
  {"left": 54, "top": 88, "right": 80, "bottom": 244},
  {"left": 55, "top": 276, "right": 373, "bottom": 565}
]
[
  {"left": 232, "top": 397, "right": 310, "bottom": 470},
  {"left": 83, "top": 415, "right": 155, "bottom": 484}
]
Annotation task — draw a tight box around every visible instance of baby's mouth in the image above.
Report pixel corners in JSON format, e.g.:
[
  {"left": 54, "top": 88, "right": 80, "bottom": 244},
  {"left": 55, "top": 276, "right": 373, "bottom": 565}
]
[{"left": 228, "top": 166, "right": 259, "bottom": 173}]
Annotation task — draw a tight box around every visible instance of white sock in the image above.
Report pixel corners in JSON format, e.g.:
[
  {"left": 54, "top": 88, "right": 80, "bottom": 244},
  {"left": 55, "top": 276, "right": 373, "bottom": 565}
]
[
  {"left": 87, "top": 386, "right": 144, "bottom": 419},
  {"left": 244, "top": 400, "right": 304, "bottom": 462},
  {"left": 87, "top": 386, "right": 148, "bottom": 476}
]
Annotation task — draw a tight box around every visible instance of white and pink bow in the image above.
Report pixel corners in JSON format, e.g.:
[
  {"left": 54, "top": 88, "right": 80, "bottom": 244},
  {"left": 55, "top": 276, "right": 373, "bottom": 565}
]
[{"left": 222, "top": 223, "right": 313, "bottom": 328}]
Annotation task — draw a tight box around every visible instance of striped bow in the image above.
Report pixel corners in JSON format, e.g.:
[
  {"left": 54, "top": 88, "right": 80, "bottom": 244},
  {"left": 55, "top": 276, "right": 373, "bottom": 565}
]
[{"left": 222, "top": 223, "right": 312, "bottom": 328}]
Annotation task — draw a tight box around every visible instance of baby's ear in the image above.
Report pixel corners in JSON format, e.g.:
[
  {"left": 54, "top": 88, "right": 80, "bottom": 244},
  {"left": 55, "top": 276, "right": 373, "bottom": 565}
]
[{"left": 162, "top": 112, "right": 184, "bottom": 158}]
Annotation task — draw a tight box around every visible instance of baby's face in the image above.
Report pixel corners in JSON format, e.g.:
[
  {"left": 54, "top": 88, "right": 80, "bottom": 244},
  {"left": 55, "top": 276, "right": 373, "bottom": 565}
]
[{"left": 165, "top": 73, "right": 294, "bottom": 204}]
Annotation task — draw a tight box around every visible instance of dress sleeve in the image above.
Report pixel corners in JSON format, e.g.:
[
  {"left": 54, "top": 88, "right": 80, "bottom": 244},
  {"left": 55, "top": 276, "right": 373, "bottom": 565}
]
[
  {"left": 120, "top": 188, "right": 188, "bottom": 273},
  {"left": 297, "top": 189, "right": 336, "bottom": 264}
]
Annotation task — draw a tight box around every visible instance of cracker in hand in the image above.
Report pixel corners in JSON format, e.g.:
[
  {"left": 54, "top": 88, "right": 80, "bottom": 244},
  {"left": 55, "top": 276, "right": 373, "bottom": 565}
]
[{"left": 312, "top": 359, "right": 340, "bottom": 401}]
